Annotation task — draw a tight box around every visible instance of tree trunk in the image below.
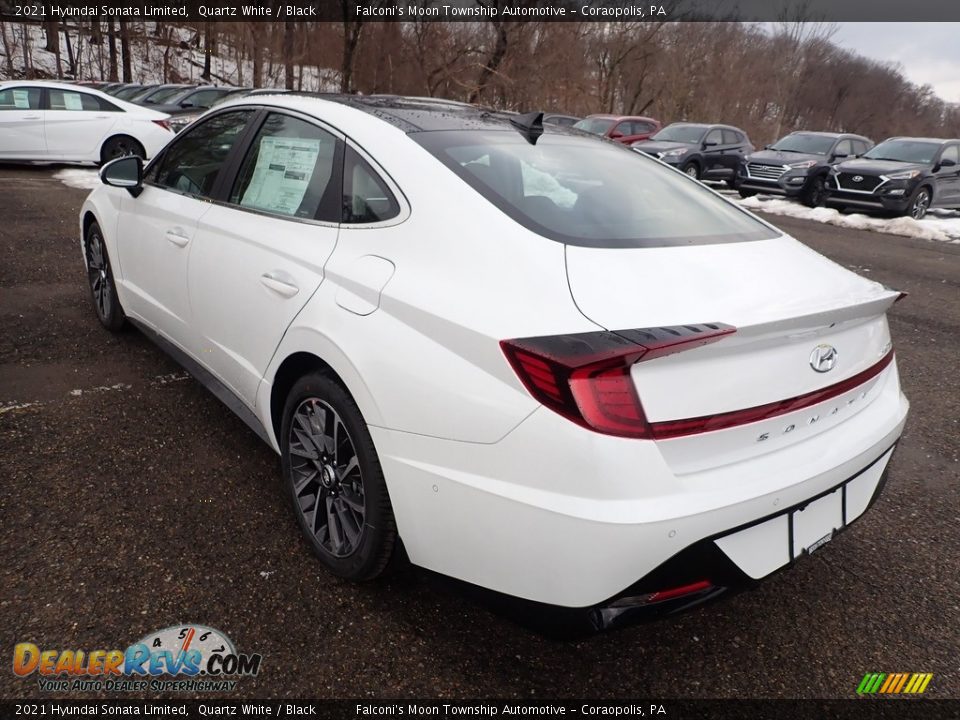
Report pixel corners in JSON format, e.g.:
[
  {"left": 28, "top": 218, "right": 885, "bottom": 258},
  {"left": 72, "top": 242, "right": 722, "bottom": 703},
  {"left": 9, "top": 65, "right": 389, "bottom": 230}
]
[
  {"left": 469, "top": 21, "right": 508, "bottom": 104},
  {"left": 44, "top": 19, "right": 58, "bottom": 52},
  {"left": 340, "top": 20, "right": 363, "bottom": 93},
  {"left": 250, "top": 24, "right": 262, "bottom": 88},
  {"left": 63, "top": 23, "right": 76, "bottom": 76},
  {"left": 283, "top": 21, "right": 294, "bottom": 90},
  {"left": 20, "top": 23, "right": 32, "bottom": 78},
  {"left": 119, "top": 20, "right": 131, "bottom": 82},
  {"left": 202, "top": 22, "right": 213, "bottom": 79},
  {"left": 90, "top": 19, "right": 101, "bottom": 45},
  {"left": 106, "top": 19, "right": 118, "bottom": 81},
  {"left": 0, "top": 22, "right": 16, "bottom": 77}
]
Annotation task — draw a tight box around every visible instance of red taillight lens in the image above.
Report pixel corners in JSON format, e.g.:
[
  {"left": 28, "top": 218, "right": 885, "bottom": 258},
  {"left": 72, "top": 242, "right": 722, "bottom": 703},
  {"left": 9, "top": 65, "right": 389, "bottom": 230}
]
[
  {"left": 501, "top": 323, "right": 736, "bottom": 438},
  {"left": 153, "top": 119, "right": 172, "bottom": 132}
]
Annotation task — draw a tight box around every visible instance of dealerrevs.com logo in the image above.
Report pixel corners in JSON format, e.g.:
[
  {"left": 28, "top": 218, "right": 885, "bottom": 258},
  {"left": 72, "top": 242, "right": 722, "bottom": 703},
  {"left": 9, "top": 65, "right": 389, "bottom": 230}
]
[{"left": 13, "top": 625, "right": 262, "bottom": 693}]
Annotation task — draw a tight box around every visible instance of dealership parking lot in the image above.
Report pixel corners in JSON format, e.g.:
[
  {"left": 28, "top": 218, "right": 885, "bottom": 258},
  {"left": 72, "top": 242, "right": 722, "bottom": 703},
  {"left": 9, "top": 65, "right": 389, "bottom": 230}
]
[{"left": 1, "top": 164, "right": 958, "bottom": 699}]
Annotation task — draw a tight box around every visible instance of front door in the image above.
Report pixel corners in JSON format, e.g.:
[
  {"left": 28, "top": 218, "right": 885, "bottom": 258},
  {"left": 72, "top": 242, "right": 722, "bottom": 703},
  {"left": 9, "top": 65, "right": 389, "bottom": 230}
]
[{"left": 0, "top": 86, "right": 45, "bottom": 158}]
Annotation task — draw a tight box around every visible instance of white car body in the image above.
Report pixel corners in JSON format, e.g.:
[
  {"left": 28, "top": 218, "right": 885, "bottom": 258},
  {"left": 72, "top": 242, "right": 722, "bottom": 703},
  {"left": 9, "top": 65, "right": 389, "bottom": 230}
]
[
  {"left": 0, "top": 80, "right": 173, "bottom": 162},
  {"left": 79, "top": 95, "right": 909, "bottom": 613}
]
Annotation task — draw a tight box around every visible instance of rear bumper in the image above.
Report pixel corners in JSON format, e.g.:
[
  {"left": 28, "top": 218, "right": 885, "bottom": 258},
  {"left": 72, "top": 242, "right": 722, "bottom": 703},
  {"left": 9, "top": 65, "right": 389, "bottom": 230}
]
[{"left": 372, "top": 361, "right": 909, "bottom": 608}]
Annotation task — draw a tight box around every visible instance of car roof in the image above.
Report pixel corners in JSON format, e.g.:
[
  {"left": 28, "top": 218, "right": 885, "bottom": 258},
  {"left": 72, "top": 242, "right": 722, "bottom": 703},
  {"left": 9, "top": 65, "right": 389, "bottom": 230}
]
[
  {"left": 788, "top": 131, "right": 869, "bottom": 140},
  {"left": 0, "top": 79, "right": 109, "bottom": 92},
  {"left": 883, "top": 136, "right": 954, "bottom": 144},
  {"left": 584, "top": 114, "right": 657, "bottom": 122}
]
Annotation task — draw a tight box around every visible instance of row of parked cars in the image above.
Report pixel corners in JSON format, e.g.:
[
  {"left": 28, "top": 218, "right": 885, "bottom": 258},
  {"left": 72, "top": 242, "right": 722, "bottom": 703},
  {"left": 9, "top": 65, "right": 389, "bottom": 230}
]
[{"left": 571, "top": 113, "right": 960, "bottom": 220}]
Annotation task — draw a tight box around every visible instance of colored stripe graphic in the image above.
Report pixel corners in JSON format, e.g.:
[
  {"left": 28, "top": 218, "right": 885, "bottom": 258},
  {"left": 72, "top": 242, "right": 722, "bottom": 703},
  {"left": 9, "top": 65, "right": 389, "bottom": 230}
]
[{"left": 857, "top": 673, "right": 932, "bottom": 694}]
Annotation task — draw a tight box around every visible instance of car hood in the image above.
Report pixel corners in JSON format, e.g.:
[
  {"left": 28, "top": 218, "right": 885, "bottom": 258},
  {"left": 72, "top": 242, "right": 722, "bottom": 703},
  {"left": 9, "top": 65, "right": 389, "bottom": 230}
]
[
  {"left": 631, "top": 141, "right": 694, "bottom": 154},
  {"left": 747, "top": 149, "right": 823, "bottom": 165},
  {"left": 834, "top": 158, "right": 926, "bottom": 176}
]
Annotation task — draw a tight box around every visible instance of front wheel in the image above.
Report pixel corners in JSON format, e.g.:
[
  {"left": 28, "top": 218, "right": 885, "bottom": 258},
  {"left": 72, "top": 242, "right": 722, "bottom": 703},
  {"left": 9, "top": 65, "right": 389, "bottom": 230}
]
[
  {"left": 681, "top": 162, "right": 701, "bottom": 180},
  {"left": 800, "top": 175, "right": 828, "bottom": 208},
  {"left": 84, "top": 221, "right": 126, "bottom": 332},
  {"left": 907, "top": 187, "right": 931, "bottom": 220},
  {"left": 281, "top": 373, "right": 397, "bottom": 581},
  {"left": 738, "top": 188, "right": 757, "bottom": 199}
]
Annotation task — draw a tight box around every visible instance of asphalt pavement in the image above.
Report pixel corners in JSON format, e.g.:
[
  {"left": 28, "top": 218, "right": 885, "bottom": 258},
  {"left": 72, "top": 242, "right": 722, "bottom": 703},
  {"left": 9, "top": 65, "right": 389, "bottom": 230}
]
[{"left": 0, "top": 165, "right": 957, "bottom": 700}]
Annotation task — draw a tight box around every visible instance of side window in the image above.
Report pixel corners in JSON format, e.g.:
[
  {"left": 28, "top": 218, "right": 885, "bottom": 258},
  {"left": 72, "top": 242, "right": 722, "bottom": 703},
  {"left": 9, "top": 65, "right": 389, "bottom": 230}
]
[
  {"left": 149, "top": 110, "right": 253, "bottom": 198},
  {"left": 342, "top": 146, "right": 400, "bottom": 224},
  {"left": 0, "top": 87, "right": 41, "bottom": 110},
  {"left": 611, "top": 121, "right": 629, "bottom": 137},
  {"left": 721, "top": 129, "right": 739, "bottom": 145},
  {"left": 852, "top": 140, "right": 870, "bottom": 156},
  {"left": 704, "top": 129, "right": 723, "bottom": 145},
  {"left": 48, "top": 89, "right": 118, "bottom": 112},
  {"left": 834, "top": 140, "right": 853, "bottom": 157},
  {"left": 634, "top": 121, "right": 655, "bottom": 134},
  {"left": 230, "top": 112, "right": 341, "bottom": 221},
  {"left": 940, "top": 145, "right": 960, "bottom": 165}
]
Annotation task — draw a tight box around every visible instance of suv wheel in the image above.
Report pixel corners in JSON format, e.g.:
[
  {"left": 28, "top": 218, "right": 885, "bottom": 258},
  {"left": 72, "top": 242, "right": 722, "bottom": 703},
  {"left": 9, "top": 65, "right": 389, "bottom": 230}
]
[
  {"left": 281, "top": 373, "right": 398, "bottom": 581},
  {"left": 801, "top": 175, "right": 827, "bottom": 208},
  {"left": 908, "top": 187, "right": 931, "bottom": 220},
  {"left": 84, "top": 221, "right": 126, "bottom": 331},
  {"left": 738, "top": 188, "right": 757, "bottom": 199},
  {"left": 681, "top": 162, "right": 701, "bottom": 180}
]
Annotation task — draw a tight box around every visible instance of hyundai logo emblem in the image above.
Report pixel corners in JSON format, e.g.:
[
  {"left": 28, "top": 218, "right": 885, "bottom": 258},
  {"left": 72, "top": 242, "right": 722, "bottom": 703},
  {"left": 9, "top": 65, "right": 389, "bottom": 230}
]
[
  {"left": 852, "top": 175, "right": 864, "bottom": 182},
  {"left": 809, "top": 344, "right": 839, "bottom": 373}
]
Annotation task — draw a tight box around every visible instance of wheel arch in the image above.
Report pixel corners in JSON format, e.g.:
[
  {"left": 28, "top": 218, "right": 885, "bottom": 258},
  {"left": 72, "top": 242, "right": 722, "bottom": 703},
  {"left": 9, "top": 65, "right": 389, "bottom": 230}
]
[
  {"left": 98, "top": 133, "right": 146, "bottom": 163},
  {"left": 267, "top": 347, "right": 382, "bottom": 452}
]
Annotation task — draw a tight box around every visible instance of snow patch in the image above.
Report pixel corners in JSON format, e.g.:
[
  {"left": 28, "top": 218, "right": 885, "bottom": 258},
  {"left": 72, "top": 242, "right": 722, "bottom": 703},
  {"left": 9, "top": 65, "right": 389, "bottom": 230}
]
[
  {"left": 54, "top": 168, "right": 100, "bottom": 190},
  {"left": 735, "top": 195, "right": 960, "bottom": 244}
]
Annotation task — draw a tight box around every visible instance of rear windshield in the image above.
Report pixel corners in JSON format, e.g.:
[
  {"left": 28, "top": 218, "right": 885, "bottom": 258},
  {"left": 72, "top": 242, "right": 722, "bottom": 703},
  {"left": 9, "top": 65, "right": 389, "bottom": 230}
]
[
  {"left": 771, "top": 133, "right": 835, "bottom": 155},
  {"left": 414, "top": 130, "right": 778, "bottom": 248},
  {"left": 572, "top": 117, "right": 615, "bottom": 136},
  {"left": 863, "top": 140, "right": 940, "bottom": 164},
  {"left": 651, "top": 124, "right": 707, "bottom": 144}
]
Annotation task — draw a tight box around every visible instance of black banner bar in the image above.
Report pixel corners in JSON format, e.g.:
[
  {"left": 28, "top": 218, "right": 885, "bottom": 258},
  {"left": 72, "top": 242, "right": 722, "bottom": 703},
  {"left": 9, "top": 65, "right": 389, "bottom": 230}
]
[
  {"left": 2, "top": 700, "right": 960, "bottom": 720},
  {"left": 4, "top": 0, "right": 960, "bottom": 22}
]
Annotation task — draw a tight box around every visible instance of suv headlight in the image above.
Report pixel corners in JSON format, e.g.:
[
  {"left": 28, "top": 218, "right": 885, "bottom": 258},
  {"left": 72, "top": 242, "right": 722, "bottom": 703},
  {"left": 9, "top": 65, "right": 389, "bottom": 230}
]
[
  {"left": 886, "top": 169, "right": 921, "bottom": 180},
  {"left": 788, "top": 160, "right": 817, "bottom": 169},
  {"left": 658, "top": 148, "right": 688, "bottom": 158}
]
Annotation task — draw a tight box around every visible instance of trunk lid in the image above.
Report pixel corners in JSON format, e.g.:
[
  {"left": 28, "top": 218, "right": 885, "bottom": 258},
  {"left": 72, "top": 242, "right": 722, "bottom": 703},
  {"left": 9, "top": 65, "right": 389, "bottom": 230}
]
[{"left": 565, "top": 235, "right": 898, "bottom": 467}]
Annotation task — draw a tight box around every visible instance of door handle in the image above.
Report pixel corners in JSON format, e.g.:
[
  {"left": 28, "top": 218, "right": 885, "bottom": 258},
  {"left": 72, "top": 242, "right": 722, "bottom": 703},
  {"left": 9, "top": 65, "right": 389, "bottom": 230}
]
[
  {"left": 260, "top": 272, "right": 299, "bottom": 298},
  {"left": 95, "top": 115, "right": 111, "bottom": 119},
  {"left": 164, "top": 229, "right": 190, "bottom": 247},
  {"left": 22, "top": 115, "right": 41, "bottom": 120}
]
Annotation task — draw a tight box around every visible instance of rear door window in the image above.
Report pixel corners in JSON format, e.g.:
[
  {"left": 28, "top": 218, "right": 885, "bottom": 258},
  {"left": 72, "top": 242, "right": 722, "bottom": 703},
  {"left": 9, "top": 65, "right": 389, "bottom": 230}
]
[
  {"left": 230, "top": 112, "right": 342, "bottom": 221},
  {"left": 704, "top": 129, "right": 723, "bottom": 145},
  {"left": 0, "top": 87, "right": 42, "bottom": 110},
  {"left": 722, "top": 129, "right": 740, "bottom": 145},
  {"left": 48, "top": 89, "right": 119, "bottom": 112}
]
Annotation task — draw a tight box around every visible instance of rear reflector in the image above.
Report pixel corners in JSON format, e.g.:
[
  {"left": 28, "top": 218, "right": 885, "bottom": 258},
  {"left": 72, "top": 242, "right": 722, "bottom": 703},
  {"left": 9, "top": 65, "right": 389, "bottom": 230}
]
[{"left": 501, "top": 324, "right": 736, "bottom": 439}]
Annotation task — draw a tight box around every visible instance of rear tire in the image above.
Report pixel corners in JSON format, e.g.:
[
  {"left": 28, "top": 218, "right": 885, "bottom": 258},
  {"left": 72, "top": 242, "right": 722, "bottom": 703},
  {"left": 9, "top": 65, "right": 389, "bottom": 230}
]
[
  {"left": 99, "top": 135, "right": 145, "bottom": 165},
  {"left": 281, "top": 373, "right": 397, "bottom": 581},
  {"left": 84, "top": 221, "right": 126, "bottom": 332}
]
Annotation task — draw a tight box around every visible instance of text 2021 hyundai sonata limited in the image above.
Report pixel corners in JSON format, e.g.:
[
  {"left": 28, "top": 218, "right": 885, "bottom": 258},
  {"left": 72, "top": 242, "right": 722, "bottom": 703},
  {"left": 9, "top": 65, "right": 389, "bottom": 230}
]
[{"left": 79, "top": 95, "right": 909, "bottom": 624}]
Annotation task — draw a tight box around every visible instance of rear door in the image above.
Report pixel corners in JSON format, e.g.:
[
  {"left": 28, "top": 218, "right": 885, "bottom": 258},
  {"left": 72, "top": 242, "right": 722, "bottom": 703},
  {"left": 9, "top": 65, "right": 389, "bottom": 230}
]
[
  {"left": 0, "top": 86, "right": 45, "bottom": 158},
  {"left": 933, "top": 144, "right": 960, "bottom": 205},
  {"left": 116, "top": 109, "right": 256, "bottom": 349},
  {"left": 186, "top": 110, "right": 343, "bottom": 405},
  {"left": 719, "top": 129, "right": 748, "bottom": 178},
  {"left": 44, "top": 88, "right": 122, "bottom": 160}
]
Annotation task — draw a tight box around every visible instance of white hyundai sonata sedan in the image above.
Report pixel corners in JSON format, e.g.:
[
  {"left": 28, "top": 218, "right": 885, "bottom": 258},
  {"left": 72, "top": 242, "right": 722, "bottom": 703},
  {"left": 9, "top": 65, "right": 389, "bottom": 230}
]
[
  {"left": 78, "top": 94, "right": 909, "bottom": 626},
  {"left": 0, "top": 80, "right": 174, "bottom": 164}
]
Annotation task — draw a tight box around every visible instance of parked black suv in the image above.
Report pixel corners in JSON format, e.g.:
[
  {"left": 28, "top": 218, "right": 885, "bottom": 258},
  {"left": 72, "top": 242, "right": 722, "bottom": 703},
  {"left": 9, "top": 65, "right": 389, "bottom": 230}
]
[
  {"left": 737, "top": 131, "right": 873, "bottom": 207},
  {"left": 631, "top": 123, "right": 753, "bottom": 183},
  {"left": 827, "top": 137, "right": 960, "bottom": 219}
]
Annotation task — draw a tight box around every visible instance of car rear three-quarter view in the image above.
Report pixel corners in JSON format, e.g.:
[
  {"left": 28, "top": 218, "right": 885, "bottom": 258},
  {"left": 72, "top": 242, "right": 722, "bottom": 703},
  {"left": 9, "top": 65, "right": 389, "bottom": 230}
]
[{"left": 78, "top": 96, "right": 909, "bottom": 631}]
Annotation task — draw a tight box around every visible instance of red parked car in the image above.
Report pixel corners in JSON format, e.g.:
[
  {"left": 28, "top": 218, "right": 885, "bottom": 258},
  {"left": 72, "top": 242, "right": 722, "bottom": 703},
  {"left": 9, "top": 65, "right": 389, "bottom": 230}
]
[{"left": 573, "top": 114, "right": 661, "bottom": 144}]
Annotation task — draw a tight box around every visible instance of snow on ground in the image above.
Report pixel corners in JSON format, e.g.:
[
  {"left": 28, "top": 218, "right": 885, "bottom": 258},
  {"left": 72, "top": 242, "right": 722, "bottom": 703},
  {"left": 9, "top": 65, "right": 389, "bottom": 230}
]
[
  {"left": 719, "top": 191, "right": 960, "bottom": 244},
  {"left": 53, "top": 168, "right": 99, "bottom": 190}
]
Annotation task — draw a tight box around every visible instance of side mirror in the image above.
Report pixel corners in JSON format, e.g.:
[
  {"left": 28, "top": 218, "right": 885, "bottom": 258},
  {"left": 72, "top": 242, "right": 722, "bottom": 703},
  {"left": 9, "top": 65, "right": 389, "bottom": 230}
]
[
  {"left": 938, "top": 158, "right": 957, "bottom": 169},
  {"left": 831, "top": 153, "right": 848, "bottom": 161},
  {"left": 100, "top": 155, "right": 143, "bottom": 197},
  {"left": 703, "top": 140, "right": 718, "bottom": 147},
  {"left": 609, "top": 130, "right": 624, "bottom": 139}
]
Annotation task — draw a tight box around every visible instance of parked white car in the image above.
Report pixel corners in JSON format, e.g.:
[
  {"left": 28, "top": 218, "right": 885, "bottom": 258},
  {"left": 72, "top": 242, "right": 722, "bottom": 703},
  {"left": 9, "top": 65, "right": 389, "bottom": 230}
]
[
  {"left": 0, "top": 80, "right": 174, "bottom": 163},
  {"left": 78, "top": 95, "right": 909, "bottom": 626}
]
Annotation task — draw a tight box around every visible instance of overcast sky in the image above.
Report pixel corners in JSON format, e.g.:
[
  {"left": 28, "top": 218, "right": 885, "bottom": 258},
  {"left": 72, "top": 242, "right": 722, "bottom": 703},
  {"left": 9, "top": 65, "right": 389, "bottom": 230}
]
[{"left": 831, "top": 23, "right": 960, "bottom": 103}]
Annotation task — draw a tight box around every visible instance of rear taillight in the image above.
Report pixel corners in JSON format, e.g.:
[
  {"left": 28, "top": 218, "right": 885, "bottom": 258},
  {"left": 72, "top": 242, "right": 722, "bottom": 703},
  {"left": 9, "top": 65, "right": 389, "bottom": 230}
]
[
  {"left": 500, "top": 323, "right": 736, "bottom": 438},
  {"left": 152, "top": 119, "right": 172, "bottom": 132}
]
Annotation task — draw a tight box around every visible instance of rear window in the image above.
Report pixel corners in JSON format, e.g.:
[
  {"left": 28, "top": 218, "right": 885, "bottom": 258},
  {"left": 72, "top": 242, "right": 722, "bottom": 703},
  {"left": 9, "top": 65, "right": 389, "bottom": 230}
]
[
  {"left": 572, "top": 118, "right": 615, "bottom": 136},
  {"left": 414, "top": 131, "right": 778, "bottom": 248}
]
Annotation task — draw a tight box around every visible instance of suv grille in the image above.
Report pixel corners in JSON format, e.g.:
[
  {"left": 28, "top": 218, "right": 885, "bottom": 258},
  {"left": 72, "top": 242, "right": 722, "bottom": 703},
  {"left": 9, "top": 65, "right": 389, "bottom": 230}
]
[
  {"left": 836, "top": 173, "right": 883, "bottom": 192},
  {"left": 746, "top": 163, "right": 787, "bottom": 180}
]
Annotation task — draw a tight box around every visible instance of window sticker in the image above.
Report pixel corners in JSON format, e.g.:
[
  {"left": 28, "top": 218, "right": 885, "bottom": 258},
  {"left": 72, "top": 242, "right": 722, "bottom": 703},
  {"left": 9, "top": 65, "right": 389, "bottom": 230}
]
[
  {"left": 63, "top": 92, "right": 84, "bottom": 110},
  {"left": 240, "top": 136, "right": 322, "bottom": 215},
  {"left": 12, "top": 90, "right": 31, "bottom": 109}
]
